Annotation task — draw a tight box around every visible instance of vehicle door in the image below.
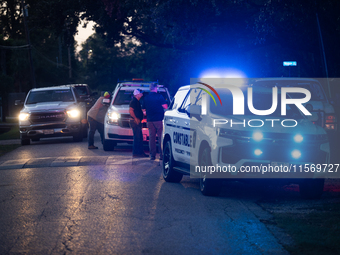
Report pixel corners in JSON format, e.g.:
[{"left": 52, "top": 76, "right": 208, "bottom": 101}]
[{"left": 173, "top": 88, "right": 201, "bottom": 164}]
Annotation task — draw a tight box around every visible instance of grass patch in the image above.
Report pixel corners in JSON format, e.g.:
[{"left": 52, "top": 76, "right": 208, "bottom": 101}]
[
  {"left": 0, "top": 144, "right": 21, "bottom": 157},
  {"left": 274, "top": 202, "right": 340, "bottom": 255},
  {"left": 0, "top": 126, "right": 20, "bottom": 140}
]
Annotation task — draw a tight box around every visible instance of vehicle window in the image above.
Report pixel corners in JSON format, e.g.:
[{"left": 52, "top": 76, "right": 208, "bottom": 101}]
[
  {"left": 114, "top": 90, "right": 170, "bottom": 106},
  {"left": 26, "top": 90, "right": 75, "bottom": 104},
  {"left": 169, "top": 89, "right": 189, "bottom": 110},
  {"left": 254, "top": 81, "right": 327, "bottom": 101},
  {"left": 74, "top": 86, "right": 88, "bottom": 96},
  {"left": 178, "top": 88, "right": 202, "bottom": 113},
  {"left": 210, "top": 88, "right": 304, "bottom": 119},
  {"left": 113, "top": 90, "right": 133, "bottom": 105}
]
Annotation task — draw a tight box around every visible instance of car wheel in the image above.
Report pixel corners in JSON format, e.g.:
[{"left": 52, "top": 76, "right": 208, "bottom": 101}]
[
  {"left": 73, "top": 132, "right": 83, "bottom": 142},
  {"left": 162, "top": 140, "right": 183, "bottom": 182},
  {"left": 21, "top": 138, "right": 30, "bottom": 145},
  {"left": 299, "top": 179, "right": 324, "bottom": 199},
  {"left": 199, "top": 146, "right": 222, "bottom": 196},
  {"left": 103, "top": 139, "right": 115, "bottom": 151}
]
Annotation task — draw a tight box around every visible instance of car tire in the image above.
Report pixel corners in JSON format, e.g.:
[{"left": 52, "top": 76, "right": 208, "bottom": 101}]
[
  {"left": 299, "top": 179, "right": 324, "bottom": 199},
  {"left": 73, "top": 132, "right": 83, "bottom": 142},
  {"left": 162, "top": 140, "right": 183, "bottom": 182},
  {"left": 21, "top": 138, "right": 30, "bottom": 145},
  {"left": 103, "top": 139, "right": 115, "bottom": 151},
  {"left": 199, "top": 146, "right": 222, "bottom": 196}
]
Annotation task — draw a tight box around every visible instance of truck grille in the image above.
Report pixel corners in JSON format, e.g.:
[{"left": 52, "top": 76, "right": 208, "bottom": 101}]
[
  {"left": 119, "top": 114, "right": 132, "bottom": 128},
  {"left": 30, "top": 111, "right": 66, "bottom": 123}
]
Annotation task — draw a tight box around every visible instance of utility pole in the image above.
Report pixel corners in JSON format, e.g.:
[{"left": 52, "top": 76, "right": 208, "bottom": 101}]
[
  {"left": 21, "top": 0, "right": 36, "bottom": 88},
  {"left": 65, "top": 19, "right": 72, "bottom": 80}
]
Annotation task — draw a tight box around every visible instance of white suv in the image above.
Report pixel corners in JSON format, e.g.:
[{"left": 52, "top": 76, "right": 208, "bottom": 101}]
[
  {"left": 103, "top": 80, "right": 171, "bottom": 151},
  {"left": 162, "top": 82, "right": 330, "bottom": 199}
]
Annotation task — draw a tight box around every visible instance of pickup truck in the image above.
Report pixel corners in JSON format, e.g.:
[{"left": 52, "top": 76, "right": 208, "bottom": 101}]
[{"left": 17, "top": 85, "right": 88, "bottom": 145}]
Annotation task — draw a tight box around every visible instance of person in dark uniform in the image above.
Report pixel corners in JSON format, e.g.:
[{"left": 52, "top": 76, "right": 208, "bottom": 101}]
[
  {"left": 143, "top": 83, "right": 168, "bottom": 160},
  {"left": 129, "top": 89, "right": 148, "bottom": 157}
]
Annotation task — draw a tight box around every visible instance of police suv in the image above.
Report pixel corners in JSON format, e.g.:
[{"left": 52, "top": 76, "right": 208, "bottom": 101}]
[
  {"left": 103, "top": 79, "right": 171, "bottom": 151},
  {"left": 162, "top": 81, "right": 330, "bottom": 198}
]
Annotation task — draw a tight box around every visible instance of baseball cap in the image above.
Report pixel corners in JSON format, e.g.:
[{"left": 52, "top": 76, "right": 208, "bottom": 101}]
[
  {"left": 103, "top": 92, "right": 110, "bottom": 98},
  {"left": 133, "top": 89, "right": 142, "bottom": 96}
]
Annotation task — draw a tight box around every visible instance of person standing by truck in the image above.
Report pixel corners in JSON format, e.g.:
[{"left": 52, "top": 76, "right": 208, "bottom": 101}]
[
  {"left": 143, "top": 83, "right": 168, "bottom": 160},
  {"left": 129, "top": 89, "right": 148, "bottom": 157},
  {"left": 87, "top": 92, "right": 110, "bottom": 149}
]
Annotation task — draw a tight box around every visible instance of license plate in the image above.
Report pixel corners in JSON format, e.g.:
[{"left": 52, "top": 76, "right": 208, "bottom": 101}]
[
  {"left": 271, "top": 161, "right": 289, "bottom": 167},
  {"left": 43, "top": 129, "right": 54, "bottom": 135},
  {"left": 143, "top": 134, "right": 147, "bottom": 141}
]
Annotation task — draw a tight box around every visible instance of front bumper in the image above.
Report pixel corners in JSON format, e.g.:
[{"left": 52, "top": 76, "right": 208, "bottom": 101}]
[
  {"left": 20, "top": 122, "right": 82, "bottom": 139},
  {"left": 105, "top": 123, "right": 150, "bottom": 143},
  {"left": 191, "top": 134, "right": 330, "bottom": 179}
]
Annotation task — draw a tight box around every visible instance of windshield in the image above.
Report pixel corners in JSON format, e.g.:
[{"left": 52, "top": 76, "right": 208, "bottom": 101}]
[
  {"left": 209, "top": 88, "right": 304, "bottom": 119},
  {"left": 113, "top": 90, "right": 170, "bottom": 105},
  {"left": 26, "top": 89, "right": 75, "bottom": 104},
  {"left": 74, "top": 86, "right": 89, "bottom": 96},
  {"left": 253, "top": 80, "right": 326, "bottom": 101}
]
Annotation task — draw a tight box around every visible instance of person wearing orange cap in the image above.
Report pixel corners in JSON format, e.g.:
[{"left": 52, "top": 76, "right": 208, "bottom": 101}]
[{"left": 87, "top": 91, "right": 110, "bottom": 149}]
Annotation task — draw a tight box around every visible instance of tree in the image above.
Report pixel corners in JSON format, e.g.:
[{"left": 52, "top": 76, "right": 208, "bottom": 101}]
[{"left": 83, "top": 0, "right": 340, "bottom": 77}]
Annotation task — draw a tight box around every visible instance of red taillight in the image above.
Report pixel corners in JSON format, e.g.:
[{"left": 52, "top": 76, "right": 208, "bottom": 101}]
[
  {"left": 325, "top": 115, "right": 337, "bottom": 130},
  {"left": 326, "top": 115, "right": 336, "bottom": 123}
]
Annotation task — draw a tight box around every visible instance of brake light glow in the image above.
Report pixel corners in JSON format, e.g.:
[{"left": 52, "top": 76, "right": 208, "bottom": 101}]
[
  {"left": 325, "top": 115, "right": 337, "bottom": 130},
  {"left": 325, "top": 115, "right": 336, "bottom": 123}
]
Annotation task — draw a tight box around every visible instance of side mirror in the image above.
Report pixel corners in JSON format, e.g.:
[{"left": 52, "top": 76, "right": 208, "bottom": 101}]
[
  {"left": 15, "top": 100, "right": 23, "bottom": 106},
  {"left": 102, "top": 98, "right": 110, "bottom": 105},
  {"left": 187, "top": 105, "right": 202, "bottom": 120}
]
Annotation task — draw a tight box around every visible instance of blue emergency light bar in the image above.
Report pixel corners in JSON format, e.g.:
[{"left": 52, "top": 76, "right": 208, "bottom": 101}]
[{"left": 283, "top": 61, "right": 297, "bottom": 66}]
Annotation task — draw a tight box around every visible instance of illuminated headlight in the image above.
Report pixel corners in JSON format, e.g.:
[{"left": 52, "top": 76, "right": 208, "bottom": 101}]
[
  {"left": 67, "top": 109, "right": 80, "bottom": 118},
  {"left": 108, "top": 111, "right": 120, "bottom": 124},
  {"left": 293, "top": 134, "right": 303, "bottom": 143},
  {"left": 291, "top": 149, "right": 301, "bottom": 159},
  {"left": 254, "top": 149, "right": 263, "bottom": 156},
  {"left": 252, "top": 131, "right": 263, "bottom": 142},
  {"left": 19, "top": 112, "right": 29, "bottom": 121}
]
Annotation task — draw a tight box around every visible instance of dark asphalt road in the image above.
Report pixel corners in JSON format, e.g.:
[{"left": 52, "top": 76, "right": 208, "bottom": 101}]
[{"left": 0, "top": 134, "right": 290, "bottom": 254}]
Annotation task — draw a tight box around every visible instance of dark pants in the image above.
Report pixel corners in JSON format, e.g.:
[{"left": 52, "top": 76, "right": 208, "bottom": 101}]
[
  {"left": 147, "top": 121, "right": 163, "bottom": 158},
  {"left": 88, "top": 116, "right": 104, "bottom": 146},
  {"left": 129, "top": 119, "right": 144, "bottom": 155}
]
